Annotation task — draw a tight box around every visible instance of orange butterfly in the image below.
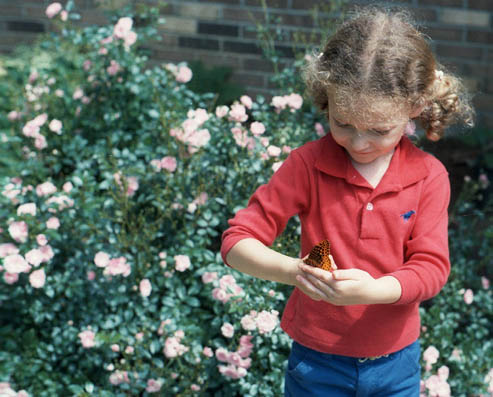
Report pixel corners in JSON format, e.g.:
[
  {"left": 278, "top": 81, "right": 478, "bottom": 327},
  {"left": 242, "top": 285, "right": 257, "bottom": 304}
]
[{"left": 303, "top": 239, "right": 334, "bottom": 272}]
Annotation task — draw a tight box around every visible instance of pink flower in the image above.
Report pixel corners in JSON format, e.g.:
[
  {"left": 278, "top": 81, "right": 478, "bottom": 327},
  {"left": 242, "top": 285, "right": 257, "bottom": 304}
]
[
  {"left": 215, "top": 105, "right": 229, "bottom": 118},
  {"left": 25, "top": 249, "right": 44, "bottom": 267},
  {"left": 34, "top": 135, "right": 48, "bottom": 150},
  {"left": 107, "top": 60, "right": 121, "bottom": 76},
  {"left": 7, "top": 111, "right": 20, "bottom": 121},
  {"left": 146, "top": 379, "right": 163, "bottom": 393},
  {"left": 229, "top": 103, "right": 248, "bottom": 123},
  {"left": 272, "top": 161, "right": 283, "bottom": 172},
  {"left": 174, "top": 254, "right": 191, "bottom": 272},
  {"left": 17, "top": 202, "right": 37, "bottom": 216},
  {"left": 49, "top": 119, "right": 63, "bottom": 134},
  {"left": 175, "top": 65, "right": 192, "bottom": 83},
  {"left": 212, "top": 287, "right": 229, "bottom": 303},
  {"left": 286, "top": 93, "right": 303, "bottom": 110},
  {"left": 201, "top": 271, "right": 218, "bottom": 283},
  {"left": 39, "top": 245, "right": 54, "bottom": 262},
  {"left": 125, "top": 345, "right": 134, "bottom": 354},
  {"left": 111, "top": 344, "right": 120, "bottom": 352},
  {"left": 87, "top": 270, "right": 96, "bottom": 280},
  {"left": 437, "top": 365, "right": 449, "bottom": 381},
  {"left": 463, "top": 288, "right": 474, "bottom": 304},
  {"left": 250, "top": 121, "right": 265, "bottom": 136},
  {"left": 191, "top": 384, "right": 201, "bottom": 392},
  {"left": 8, "top": 221, "right": 28, "bottom": 243},
  {"left": 104, "top": 256, "right": 131, "bottom": 277},
  {"left": 256, "top": 310, "right": 279, "bottom": 334},
  {"left": 240, "top": 95, "right": 253, "bottom": 109},
  {"left": 164, "top": 336, "right": 188, "bottom": 358},
  {"left": 423, "top": 345, "right": 439, "bottom": 369},
  {"left": 36, "top": 234, "right": 48, "bottom": 246},
  {"left": 203, "top": 346, "right": 213, "bottom": 357},
  {"left": 271, "top": 96, "right": 287, "bottom": 110},
  {"left": 267, "top": 145, "right": 281, "bottom": 157},
  {"left": 113, "top": 17, "right": 133, "bottom": 39},
  {"left": 46, "top": 2, "right": 62, "bottom": 18},
  {"left": 221, "top": 322, "right": 234, "bottom": 338},
  {"left": 240, "top": 313, "right": 257, "bottom": 331},
  {"left": 215, "top": 347, "right": 230, "bottom": 362},
  {"left": 405, "top": 119, "right": 416, "bottom": 136},
  {"left": 78, "top": 330, "right": 96, "bottom": 348},
  {"left": 109, "top": 370, "right": 129, "bottom": 385},
  {"left": 33, "top": 114, "right": 48, "bottom": 126},
  {"left": 0, "top": 243, "right": 19, "bottom": 258},
  {"left": 3, "top": 272, "right": 19, "bottom": 284},
  {"left": 36, "top": 181, "right": 57, "bottom": 196},
  {"left": 94, "top": 251, "right": 110, "bottom": 268},
  {"left": 73, "top": 88, "right": 84, "bottom": 100},
  {"left": 139, "top": 278, "right": 152, "bottom": 297},
  {"left": 161, "top": 156, "right": 177, "bottom": 172},
  {"left": 482, "top": 277, "right": 490, "bottom": 289},
  {"left": 315, "top": 122, "right": 325, "bottom": 136},
  {"left": 29, "top": 268, "right": 46, "bottom": 288},
  {"left": 46, "top": 216, "right": 60, "bottom": 230},
  {"left": 479, "top": 173, "right": 490, "bottom": 189}
]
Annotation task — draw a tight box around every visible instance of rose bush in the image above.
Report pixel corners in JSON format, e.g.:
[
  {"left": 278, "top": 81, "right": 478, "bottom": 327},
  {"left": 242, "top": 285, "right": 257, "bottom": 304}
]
[{"left": 0, "top": 2, "right": 491, "bottom": 396}]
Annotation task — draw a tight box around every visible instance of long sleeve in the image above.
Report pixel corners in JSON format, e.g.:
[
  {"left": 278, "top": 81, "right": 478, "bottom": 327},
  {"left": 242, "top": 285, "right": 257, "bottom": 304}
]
[
  {"left": 390, "top": 167, "right": 451, "bottom": 305},
  {"left": 221, "top": 150, "right": 311, "bottom": 266}
]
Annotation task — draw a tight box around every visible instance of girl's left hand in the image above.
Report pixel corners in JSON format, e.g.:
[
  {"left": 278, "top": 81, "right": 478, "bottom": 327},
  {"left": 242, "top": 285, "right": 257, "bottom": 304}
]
[{"left": 296, "top": 256, "right": 381, "bottom": 306}]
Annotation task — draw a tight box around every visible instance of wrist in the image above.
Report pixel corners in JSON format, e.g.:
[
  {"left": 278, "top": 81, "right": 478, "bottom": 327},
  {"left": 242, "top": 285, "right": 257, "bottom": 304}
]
[{"left": 371, "top": 276, "right": 402, "bottom": 304}]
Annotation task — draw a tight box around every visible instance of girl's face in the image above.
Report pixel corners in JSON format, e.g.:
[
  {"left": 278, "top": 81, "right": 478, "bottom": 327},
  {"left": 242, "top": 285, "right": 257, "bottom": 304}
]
[{"left": 327, "top": 95, "right": 412, "bottom": 165}]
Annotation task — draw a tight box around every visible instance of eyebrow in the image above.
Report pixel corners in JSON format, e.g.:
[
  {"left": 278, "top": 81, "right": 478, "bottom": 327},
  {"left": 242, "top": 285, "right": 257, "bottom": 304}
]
[{"left": 332, "top": 116, "right": 395, "bottom": 131}]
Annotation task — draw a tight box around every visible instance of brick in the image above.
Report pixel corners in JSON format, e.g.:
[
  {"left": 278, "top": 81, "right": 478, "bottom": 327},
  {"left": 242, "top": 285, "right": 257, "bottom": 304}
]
[
  {"left": 198, "top": 22, "right": 239, "bottom": 37},
  {"left": 23, "top": 6, "right": 49, "bottom": 18},
  {"left": 243, "top": 57, "right": 275, "bottom": 73},
  {"left": 0, "top": 5, "right": 23, "bottom": 17},
  {"left": 192, "top": 0, "right": 240, "bottom": 4},
  {"left": 196, "top": 53, "right": 242, "bottom": 68},
  {"left": 468, "top": 0, "right": 493, "bottom": 11},
  {"left": 473, "top": 94, "right": 493, "bottom": 112},
  {"left": 413, "top": 8, "right": 437, "bottom": 22},
  {"left": 6, "top": 20, "right": 45, "bottom": 33},
  {"left": 462, "top": 77, "right": 480, "bottom": 92},
  {"left": 292, "top": 0, "right": 331, "bottom": 8},
  {"left": 222, "top": 8, "right": 264, "bottom": 22},
  {"left": 178, "top": 36, "right": 220, "bottom": 51},
  {"left": 422, "top": 26, "right": 463, "bottom": 42},
  {"left": 176, "top": 3, "right": 220, "bottom": 20},
  {"left": 274, "top": 12, "right": 314, "bottom": 28},
  {"left": 467, "top": 30, "right": 493, "bottom": 44},
  {"left": 439, "top": 9, "right": 490, "bottom": 27},
  {"left": 437, "top": 44, "right": 483, "bottom": 60},
  {"left": 418, "top": 0, "right": 463, "bottom": 6},
  {"left": 160, "top": 16, "right": 197, "bottom": 34},
  {"left": 223, "top": 40, "right": 262, "bottom": 55},
  {"left": 151, "top": 48, "right": 197, "bottom": 63},
  {"left": 0, "top": 32, "right": 38, "bottom": 46}
]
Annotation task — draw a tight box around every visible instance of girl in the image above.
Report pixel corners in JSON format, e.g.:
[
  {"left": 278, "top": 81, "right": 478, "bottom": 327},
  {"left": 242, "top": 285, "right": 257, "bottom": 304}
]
[{"left": 221, "top": 6, "right": 474, "bottom": 396}]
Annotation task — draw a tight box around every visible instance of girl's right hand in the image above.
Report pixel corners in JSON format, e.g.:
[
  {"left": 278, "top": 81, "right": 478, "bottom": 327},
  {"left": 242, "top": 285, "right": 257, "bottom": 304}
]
[{"left": 292, "top": 256, "right": 328, "bottom": 301}]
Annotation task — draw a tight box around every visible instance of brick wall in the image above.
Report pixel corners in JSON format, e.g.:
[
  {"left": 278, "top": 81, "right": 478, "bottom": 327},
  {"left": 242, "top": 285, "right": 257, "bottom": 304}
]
[{"left": 0, "top": 0, "right": 492, "bottom": 128}]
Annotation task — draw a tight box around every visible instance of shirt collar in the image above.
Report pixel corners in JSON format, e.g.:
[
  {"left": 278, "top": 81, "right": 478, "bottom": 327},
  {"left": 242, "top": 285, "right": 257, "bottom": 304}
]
[{"left": 314, "top": 133, "right": 430, "bottom": 190}]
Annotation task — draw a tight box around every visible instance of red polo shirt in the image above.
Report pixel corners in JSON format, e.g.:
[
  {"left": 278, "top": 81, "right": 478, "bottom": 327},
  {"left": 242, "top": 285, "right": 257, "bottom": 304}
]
[{"left": 221, "top": 133, "right": 450, "bottom": 357}]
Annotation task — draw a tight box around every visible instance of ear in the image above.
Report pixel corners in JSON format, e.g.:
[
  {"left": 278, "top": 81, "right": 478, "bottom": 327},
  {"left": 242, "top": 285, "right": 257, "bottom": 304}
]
[{"left": 409, "top": 103, "right": 426, "bottom": 119}]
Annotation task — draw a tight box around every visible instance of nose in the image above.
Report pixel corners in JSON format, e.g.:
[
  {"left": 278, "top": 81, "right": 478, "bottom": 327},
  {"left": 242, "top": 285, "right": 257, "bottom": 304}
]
[{"left": 350, "top": 131, "right": 370, "bottom": 151}]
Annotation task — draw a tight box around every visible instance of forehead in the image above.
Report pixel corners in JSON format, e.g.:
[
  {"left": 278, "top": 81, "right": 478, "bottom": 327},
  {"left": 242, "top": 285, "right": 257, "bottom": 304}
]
[{"left": 328, "top": 91, "right": 410, "bottom": 126}]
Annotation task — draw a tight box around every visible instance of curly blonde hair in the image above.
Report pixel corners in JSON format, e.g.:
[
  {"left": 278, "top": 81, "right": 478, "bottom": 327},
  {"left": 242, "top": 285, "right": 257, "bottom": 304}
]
[{"left": 304, "top": 6, "right": 475, "bottom": 140}]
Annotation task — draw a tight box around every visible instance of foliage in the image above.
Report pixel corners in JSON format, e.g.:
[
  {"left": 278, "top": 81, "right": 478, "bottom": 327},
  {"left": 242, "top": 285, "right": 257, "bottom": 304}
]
[{"left": 0, "top": 1, "right": 491, "bottom": 397}]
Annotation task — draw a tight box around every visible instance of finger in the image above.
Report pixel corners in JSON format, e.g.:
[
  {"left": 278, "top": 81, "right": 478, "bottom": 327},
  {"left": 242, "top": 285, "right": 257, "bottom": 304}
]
[
  {"left": 299, "top": 262, "right": 334, "bottom": 282},
  {"left": 296, "top": 274, "right": 325, "bottom": 300},
  {"left": 333, "top": 269, "right": 363, "bottom": 280},
  {"left": 329, "top": 255, "right": 338, "bottom": 270}
]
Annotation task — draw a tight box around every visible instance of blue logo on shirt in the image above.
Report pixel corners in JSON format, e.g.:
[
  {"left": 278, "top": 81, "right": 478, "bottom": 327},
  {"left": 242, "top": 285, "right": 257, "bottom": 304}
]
[{"left": 400, "top": 210, "right": 416, "bottom": 222}]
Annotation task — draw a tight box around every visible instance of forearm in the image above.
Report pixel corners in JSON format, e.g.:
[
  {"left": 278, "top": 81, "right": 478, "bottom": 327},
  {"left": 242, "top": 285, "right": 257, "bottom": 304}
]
[{"left": 225, "top": 238, "right": 298, "bottom": 286}]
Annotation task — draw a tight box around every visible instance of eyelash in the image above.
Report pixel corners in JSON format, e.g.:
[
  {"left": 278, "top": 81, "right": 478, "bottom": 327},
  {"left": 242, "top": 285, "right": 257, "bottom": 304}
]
[{"left": 334, "top": 119, "right": 391, "bottom": 135}]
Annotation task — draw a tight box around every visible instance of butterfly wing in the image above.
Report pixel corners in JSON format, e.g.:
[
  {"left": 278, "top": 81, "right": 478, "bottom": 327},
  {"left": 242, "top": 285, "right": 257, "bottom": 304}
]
[{"left": 304, "top": 240, "right": 333, "bottom": 271}]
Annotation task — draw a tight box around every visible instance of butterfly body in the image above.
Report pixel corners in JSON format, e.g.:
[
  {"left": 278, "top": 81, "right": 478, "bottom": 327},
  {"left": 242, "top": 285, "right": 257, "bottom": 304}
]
[{"left": 304, "top": 239, "right": 334, "bottom": 272}]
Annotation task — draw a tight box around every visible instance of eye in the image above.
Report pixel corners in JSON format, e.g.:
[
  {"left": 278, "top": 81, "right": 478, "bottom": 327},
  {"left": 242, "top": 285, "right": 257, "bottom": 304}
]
[
  {"left": 334, "top": 118, "right": 351, "bottom": 128},
  {"left": 370, "top": 128, "right": 392, "bottom": 136}
]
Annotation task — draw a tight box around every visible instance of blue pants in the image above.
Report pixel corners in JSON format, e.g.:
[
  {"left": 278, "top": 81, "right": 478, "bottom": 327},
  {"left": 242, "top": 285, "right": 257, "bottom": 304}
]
[{"left": 285, "top": 340, "right": 421, "bottom": 396}]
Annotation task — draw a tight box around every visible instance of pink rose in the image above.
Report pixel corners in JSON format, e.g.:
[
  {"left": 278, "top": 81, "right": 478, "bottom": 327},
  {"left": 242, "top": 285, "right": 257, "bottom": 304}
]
[
  {"left": 201, "top": 271, "right": 218, "bottom": 284},
  {"left": 267, "top": 145, "right": 281, "bottom": 157},
  {"left": 87, "top": 270, "right": 96, "bottom": 280},
  {"left": 250, "top": 121, "right": 265, "bottom": 136},
  {"left": 240, "top": 95, "right": 253, "bottom": 109},
  {"left": 113, "top": 17, "right": 133, "bottom": 39},
  {"left": 315, "top": 122, "right": 325, "bottom": 136},
  {"left": 203, "top": 346, "right": 213, "bottom": 357},
  {"left": 174, "top": 254, "right": 191, "bottom": 272},
  {"left": 25, "top": 249, "right": 44, "bottom": 267},
  {"left": 229, "top": 103, "right": 248, "bottom": 123},
  {"left": 49, "top": 119, "right": 63, "bottom": 134},
  {"left": 46, "top": 216, "right": 60, "bottom": 230},
  {"left": 0, "top": 243, "right": 19, "bottom": 258},
  {"left": 73, "top": 88, "right": 84, "bottom": 100},
  {"left": 215, "top": 347, "right": 230, "bottom": 362},
  {"left": 109, "top": 370, "right": 129, "bottom": 385},
  {"left": 423, "top": 345, "right": 439, "bottom": 367},
  {"left": 256, "top": 310, "right": 279, "bottom": 334},
  {"left": 8, "top": 221, "right": 28, "bottom": 243},
  {"left": 29, "top": 268, "right": 46, "bottom": 288},
  {"left": 107, "top": 60, "right": 121, "bottom": 76},
  {"left": 36, "top": 234, "right": 48, "bottom": 246},
  {"left": 78, "top": 330, "right": 96, "bottom": 348},
  {"left": 17, "top": 202, "right": 37, "bottom": 216},
  {"left": 160, "top": 156, "right": 177, "bottom": 172},
  {"left": 272, "top": 161, "right": 283, "bottom": 172},
  {"left": 221, "top": 322, "right": 234, "bottom": 338},
  {"left": 36, "top": 181, "right": 57, "bottom": 196},
  {"left": 463, "top": 288, "right": 474, "bottom": 304},
  {"left": 3, "top": 272, "right": 19, "bottom": 284},
  {"left": 94, "top": 252, "right": 110, "bottom": 268},
  {"left": 46, "top": 2, "right": 62, "bottom": 18},
  {"left": 146, "top": 379, "right": 163, "bottom": 393},
  {"left": 39, "top": 245, "right": 54, "bottom": 262},
  {"left": 139, "top": 278, "right": 152, "bottom": 297},
  {"left": 240, "top": 313, "right": 257, "bottom": 331},
  {"left": 286, "top": 93, "right": 303, "bottom": 110},
  {"left": 482, "top": 277, "right": 490, "bottom": 289},
  {"left": 175, "top": 65, "right": 192, "bottom": 83},
  {"left": 104, "top": 256, "right": 131, "bottom": 277},
  {"left": 215, "top": 105, "right": 229, "bottom": 118}
]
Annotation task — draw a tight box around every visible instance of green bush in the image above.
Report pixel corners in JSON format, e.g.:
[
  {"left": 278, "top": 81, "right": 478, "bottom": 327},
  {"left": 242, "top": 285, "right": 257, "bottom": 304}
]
[{"left": 0, "top": 2, "right": 491, "bottom": 396}]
